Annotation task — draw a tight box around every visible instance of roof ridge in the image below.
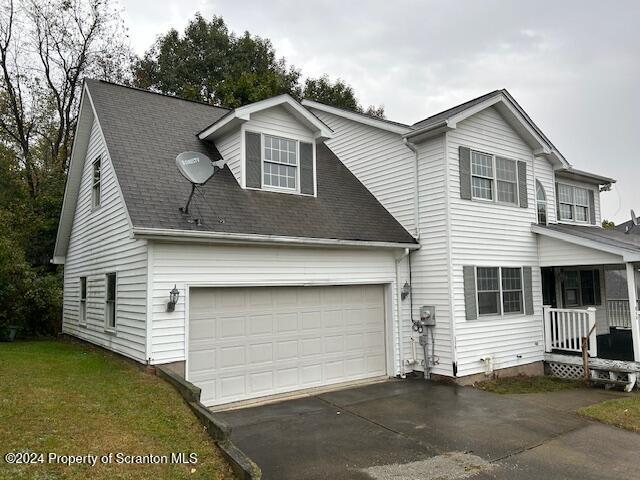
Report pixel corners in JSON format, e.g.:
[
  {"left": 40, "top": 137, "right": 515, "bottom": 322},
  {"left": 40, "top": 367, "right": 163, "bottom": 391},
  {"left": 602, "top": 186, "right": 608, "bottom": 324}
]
[
  {"left": 303, "top": 98, "right": 412, "bottom": 129},
  {"left": 87, "top": 78, "right": 232, "bottom": 111},
  {"left": 411, "top": 89, "right": 504, "bottom": 127}
]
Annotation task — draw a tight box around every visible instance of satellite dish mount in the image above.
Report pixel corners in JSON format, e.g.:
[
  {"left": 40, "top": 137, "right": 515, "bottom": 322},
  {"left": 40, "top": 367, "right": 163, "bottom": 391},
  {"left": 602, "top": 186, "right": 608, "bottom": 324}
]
[
  {"left": 175, "top": 151, "right": 224, "bottom": 219},
  {"left": 625, "top": 209, "right": 638, "bottom": 234}
]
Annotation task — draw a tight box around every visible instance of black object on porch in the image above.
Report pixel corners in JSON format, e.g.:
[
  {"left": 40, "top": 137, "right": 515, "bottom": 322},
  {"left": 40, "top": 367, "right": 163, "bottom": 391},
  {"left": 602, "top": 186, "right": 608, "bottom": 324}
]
[{"left": 597, "top": 329, "right": 634, "bottom": 361}]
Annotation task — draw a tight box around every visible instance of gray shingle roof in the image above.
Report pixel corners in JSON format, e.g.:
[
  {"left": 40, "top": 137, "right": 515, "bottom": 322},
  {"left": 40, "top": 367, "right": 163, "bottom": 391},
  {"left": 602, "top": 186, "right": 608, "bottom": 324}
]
[
  {"left": 411, "top": 90, "right": 503, "bottom": 130},
  {"left": 536, "top": 223, "right": 640, "bottom": 253},
  {"left": 86, "top": 79, "right": 416, "bottom": 245}
]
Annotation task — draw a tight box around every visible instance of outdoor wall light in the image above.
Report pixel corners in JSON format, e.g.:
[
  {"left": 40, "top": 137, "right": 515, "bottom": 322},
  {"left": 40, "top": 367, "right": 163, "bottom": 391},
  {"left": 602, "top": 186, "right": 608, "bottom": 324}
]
[
  {"left": 167, "top": 285, "right": 180, "bottom": 312},
  {"left": 401, "top": 282, "right": 411, "bottom": 300}
]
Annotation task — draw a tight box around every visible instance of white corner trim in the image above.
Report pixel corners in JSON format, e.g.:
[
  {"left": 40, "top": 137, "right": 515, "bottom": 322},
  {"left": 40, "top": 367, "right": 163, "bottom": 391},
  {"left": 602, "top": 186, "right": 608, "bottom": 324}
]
[
  {"left": 531, "top": 224, "right": 640, "bottom": 261},
  {"left": 302, "top": 99, "right": 413, "bottom": 135},
  {"left": 200, "top": 94, "right": 333, "bottom": 141},
  {"left": 133, "top": 227, "right": 420, "bottom": 250}
]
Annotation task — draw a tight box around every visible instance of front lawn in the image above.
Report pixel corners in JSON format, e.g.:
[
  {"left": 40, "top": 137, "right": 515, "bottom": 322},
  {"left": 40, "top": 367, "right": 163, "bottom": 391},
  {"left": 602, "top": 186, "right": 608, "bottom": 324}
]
[
  {"left": 579, "top": 396, "right": 640, "bottom": 432},
  {"left": 0, "top": 339, "right": 235, "bottom": 480},
  {"left": 474, "top": 374, "right": 582, "bottom": 394}
]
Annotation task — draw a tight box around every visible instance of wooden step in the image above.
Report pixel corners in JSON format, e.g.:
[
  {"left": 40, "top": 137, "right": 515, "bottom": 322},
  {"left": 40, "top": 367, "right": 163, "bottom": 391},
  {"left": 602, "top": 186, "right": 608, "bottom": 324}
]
[{"left": 589, "top": 378, "right": 632, "bottom": 387}]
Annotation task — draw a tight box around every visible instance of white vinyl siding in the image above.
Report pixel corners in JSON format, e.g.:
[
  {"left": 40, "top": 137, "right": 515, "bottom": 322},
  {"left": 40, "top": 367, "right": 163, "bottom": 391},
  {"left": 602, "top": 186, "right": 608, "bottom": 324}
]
[
  {"left": 537, "top": 236, "right": 623, "bottom": 267},
  {"left": 215, "top": 129, "right": 242, "bottom": 185},
  {"left": 149, "top": 243, "right": 401, "bottom": 375},
  {"left": 448, "top": 106, "right": 543, "bottom": 377},
  {"left": 62, "top": 117, "right": 148, "bottom": 362},
  {"left": 310, "top": 108, "right": 452, "bottom": 377}
]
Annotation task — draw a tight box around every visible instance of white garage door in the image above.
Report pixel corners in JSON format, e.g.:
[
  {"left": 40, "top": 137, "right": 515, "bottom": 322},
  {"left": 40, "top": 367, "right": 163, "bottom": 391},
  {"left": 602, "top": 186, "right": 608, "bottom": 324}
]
[{"left": 188, "top": 284, "right": 387, "bottom": 406}]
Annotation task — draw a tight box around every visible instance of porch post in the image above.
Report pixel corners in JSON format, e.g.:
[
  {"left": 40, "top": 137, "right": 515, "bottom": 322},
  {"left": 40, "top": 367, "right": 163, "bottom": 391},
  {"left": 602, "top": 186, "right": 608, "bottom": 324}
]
[
  {"left": 543, "top": 305, "right": 552, "bottom": 353},
  {"left": 625, "top": 262, "right": 640, "bottom": 362}
]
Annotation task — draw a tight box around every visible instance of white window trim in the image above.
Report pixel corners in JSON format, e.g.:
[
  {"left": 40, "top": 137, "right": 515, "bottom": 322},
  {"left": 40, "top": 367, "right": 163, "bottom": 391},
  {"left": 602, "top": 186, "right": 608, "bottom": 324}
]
[
  {"left": 557, "top": 183, "right": 590, "bottom": 224},
  {"left": 105, "top": 272, "right": 117, "bottom": 332},
  {"left": 91, "top": 157, "right": 102, "bottom": 211},
  {"left": 79, "top": 277, "right": 87, "bottom": 327},
  {"left": 475, "top": 266, "right": 524, "bottom": 318},
  {"left": 536, "top": 180, "right": 548, "bottom": 225},
  {"left": 470, "top": 149, "right": 520, "bottom": 206},
  {"left": 261, "top": 133, "right": 300, "bottom": 193}
]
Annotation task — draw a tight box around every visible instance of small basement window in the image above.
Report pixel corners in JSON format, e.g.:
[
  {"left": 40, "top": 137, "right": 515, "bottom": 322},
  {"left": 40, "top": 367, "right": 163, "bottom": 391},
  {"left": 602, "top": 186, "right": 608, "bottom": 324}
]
[
  {"left": 105, "top": 272, "right": 116, "bottom": 330},
  {"left": 79, "top": 277, "right": 87, "bottom": 325},
  {"left": 92, "top": 157, "right": 101, "bottom": 209},
  {"left": 263, "top": 134, "right": 297, "bottom": 190}
]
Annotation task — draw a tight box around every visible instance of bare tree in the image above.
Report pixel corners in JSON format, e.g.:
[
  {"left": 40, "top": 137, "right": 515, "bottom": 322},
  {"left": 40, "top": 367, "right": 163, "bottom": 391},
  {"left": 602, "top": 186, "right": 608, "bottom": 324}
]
[{"left": 0, "top": 0, "right": 129, "bottom": 196}]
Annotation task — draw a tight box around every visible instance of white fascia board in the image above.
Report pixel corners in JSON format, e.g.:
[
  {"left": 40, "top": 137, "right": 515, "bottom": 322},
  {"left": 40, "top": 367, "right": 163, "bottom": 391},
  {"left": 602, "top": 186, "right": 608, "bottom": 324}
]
[
  {"left": 555, "top": 167, "right": 616, "bottom": 185},
  {"left": 200, "top": 94, "right": 333, "bottom": 142},
  {"left": 302, "top": 99, "right": 413, "bottom": 135},
  {"left": 132, "top": 227, "right": 420, "bottom": 250},
  {"left": 531, "top": 224, "right": 640, "bottom": 262},
  {"left": 53, "top": 83, "right": 94, "bottom": 260}
]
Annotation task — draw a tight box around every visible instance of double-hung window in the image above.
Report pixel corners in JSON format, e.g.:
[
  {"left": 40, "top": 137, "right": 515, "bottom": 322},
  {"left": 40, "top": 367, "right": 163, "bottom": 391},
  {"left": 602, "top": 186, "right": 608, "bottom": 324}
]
[
  {"left": 476, "top": 267, "right": 524, "bottom": 316},
  {"left": 92, "top": 157, "right": 101, "bottom": 209},
  {"left": 558, "top": 183, "right": 590, "bottom": 222},
  {"left": 79, "top": 277, "right": 87, "bottom": 325},
  {"left": 471, "top": 150, "right": 519, "bottom": 205},
  {"left": 263, "top": 135, "right": 297, "bottom": 190},
  {"left": 105, "top": 272, "right": 116, "bottom": 330}
]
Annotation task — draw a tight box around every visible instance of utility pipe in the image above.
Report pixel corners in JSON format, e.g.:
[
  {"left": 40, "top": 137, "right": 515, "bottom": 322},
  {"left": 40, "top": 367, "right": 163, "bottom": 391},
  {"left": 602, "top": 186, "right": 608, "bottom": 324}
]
[{"left": 395, "top": 247, "right": 410, "bottom": 378}]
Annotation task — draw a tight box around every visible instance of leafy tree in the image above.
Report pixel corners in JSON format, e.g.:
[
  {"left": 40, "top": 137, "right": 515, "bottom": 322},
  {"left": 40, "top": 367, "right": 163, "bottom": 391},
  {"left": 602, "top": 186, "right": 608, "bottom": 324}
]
[
  {"left": 133, "top": 13, "right": 300, "bottom": 108},
  {"left": 602, "top": 219, "right": 615, "bottom": 230},
  {"left": 303, "top": 75, "right": 385, "bottom": 118},
  {"left": 132, "top": 14, "right": 382, "bottom": 116}
]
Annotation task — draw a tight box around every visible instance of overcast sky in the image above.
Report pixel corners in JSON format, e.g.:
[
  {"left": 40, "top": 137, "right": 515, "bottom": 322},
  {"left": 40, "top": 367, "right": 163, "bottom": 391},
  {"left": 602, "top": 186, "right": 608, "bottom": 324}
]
[{"left": 121, "top": 0, "right": 640, "bottom": 223}]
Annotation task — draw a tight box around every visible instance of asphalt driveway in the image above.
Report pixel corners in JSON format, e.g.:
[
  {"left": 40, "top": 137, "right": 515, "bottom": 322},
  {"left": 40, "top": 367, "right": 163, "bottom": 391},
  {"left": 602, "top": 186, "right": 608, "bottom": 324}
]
[{"left": 216, "top": 379, "right": 640, "bottom": 480}]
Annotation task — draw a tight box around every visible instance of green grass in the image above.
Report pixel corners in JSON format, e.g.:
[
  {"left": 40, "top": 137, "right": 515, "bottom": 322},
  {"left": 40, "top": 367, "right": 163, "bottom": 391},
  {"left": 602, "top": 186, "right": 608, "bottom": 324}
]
[
  {"left": 0, "top": 339, "right": 235, "bottom": 480},
  {"left": 474, "top": 374, "right": 582, "bottom": 394},
  {"left": 579, "top": 396, "right": 640, "bottom": 432}
]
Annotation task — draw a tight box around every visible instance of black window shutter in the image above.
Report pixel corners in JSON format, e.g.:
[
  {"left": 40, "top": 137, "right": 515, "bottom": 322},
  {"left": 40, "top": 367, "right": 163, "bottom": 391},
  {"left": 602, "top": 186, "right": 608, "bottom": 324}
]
[
  {"left": 245, "top": 131, "right": 261, "bottom": 188},
  {"left": 300, "top": 142, "right": 314, "bottom": 195},
  {"left": 459, "top": 147, "right": 472, "bottom": 200},
  {"left": 555, "top": 182, "right": 560, "bottom": 220},
  {"left": 588, "top": 190, "right": 596, "bottom": 224},
  {"left": 517, "top": 161, "right": 528, "bottom": 208},
  {"left": 463, "top": 266, "right": 477, "bottom": 320}
]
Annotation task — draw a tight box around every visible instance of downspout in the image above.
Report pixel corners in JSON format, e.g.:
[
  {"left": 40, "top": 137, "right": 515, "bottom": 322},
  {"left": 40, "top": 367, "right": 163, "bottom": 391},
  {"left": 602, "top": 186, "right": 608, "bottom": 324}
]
[
  {"left": 403, "top": 138, "right": 420, "bottom": 238},
  {"left": 443, "top": 130, "right": 458, "bottom": 376},
  {"left": 395, "top": 247, "right": 410, "bottom": 378}
]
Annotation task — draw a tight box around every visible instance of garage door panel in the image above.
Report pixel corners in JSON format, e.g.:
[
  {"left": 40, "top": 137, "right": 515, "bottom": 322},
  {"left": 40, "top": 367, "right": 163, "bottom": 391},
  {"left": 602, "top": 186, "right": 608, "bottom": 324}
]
[{"left": 189, "top": 285, "right": 386, "bottom": 406}]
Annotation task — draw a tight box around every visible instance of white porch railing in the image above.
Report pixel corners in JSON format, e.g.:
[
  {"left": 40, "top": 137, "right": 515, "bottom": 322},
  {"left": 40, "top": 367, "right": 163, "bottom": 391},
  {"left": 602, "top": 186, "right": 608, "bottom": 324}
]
[
  {"left": 607, "top": 299, "right": 632, "bottom": 329},
  {"left": 543, "top": 306, "right": 597, "bottom": 357}
]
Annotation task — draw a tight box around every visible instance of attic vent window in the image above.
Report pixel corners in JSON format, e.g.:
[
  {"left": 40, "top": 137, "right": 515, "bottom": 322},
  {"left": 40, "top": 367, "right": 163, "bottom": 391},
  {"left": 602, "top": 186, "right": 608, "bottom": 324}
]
[
  {"left": 263, "top": 135, "right": 297, "bottom": 190},
  {"left": 92, "top": 157, "right": 101, "bottom": 209}
]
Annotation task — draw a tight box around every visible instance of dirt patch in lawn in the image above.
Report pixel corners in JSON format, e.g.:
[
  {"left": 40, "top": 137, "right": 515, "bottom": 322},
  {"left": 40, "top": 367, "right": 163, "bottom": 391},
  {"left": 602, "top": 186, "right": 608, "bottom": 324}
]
[
  {"left": 578, "top": 395, "right": 640, "bottom": 432},
  {"left": 0, "top": 339, "right": 235, "bottom": 480},
  {"left": 474, "top": 374, "right": 582, "bottom": 394}
]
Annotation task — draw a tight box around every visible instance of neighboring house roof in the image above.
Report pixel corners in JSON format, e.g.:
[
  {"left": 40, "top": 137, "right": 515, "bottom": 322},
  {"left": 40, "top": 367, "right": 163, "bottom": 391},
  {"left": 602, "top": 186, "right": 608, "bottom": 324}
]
[
  {"left": 532, "top": 223, "right": 640, "bottom": 261},
  {"left": 54, "top": 79, "right": 416, "bottom": 258},
  {"left": 615, "top": 215, "right": 640, "bottom": 233}
]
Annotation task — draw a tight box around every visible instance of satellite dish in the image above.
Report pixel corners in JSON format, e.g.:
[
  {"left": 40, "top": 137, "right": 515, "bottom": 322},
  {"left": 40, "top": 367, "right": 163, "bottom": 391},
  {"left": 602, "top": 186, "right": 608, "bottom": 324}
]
[
  {"left": 176, "top": 151, "right": 215, "bottom": 185},
  {"left": 175, "top": 151, "right": 224, "bottom": 217}
]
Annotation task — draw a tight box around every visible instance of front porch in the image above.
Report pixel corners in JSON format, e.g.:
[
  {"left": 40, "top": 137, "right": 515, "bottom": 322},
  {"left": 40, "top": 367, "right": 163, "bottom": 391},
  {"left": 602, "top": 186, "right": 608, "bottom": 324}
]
[{"left": 533, "top": 223, "right": 640, "bottom": 389}]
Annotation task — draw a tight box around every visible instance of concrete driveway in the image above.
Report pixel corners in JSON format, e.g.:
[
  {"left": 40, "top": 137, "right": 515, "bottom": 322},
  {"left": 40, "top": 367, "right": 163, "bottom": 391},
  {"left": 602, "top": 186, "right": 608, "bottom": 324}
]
[{"left": 216, "top": 379, "right": 640, "bottom": 480}]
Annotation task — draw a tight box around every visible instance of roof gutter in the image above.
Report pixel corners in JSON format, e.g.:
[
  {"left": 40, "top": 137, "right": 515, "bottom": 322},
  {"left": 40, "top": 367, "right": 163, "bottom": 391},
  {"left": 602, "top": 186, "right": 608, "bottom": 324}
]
[
  {"left": 403, "top": 120, "right": 451, "bottom": 142},
  {"left": 132, "top": 227, "right": 420, "bottom": 250}
]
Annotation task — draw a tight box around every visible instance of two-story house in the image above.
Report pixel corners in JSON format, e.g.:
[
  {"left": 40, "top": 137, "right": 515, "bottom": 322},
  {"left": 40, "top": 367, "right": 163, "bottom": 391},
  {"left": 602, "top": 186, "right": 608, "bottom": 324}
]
[{"left": 54, "top": 80, "right": 640, "bottom": 406}]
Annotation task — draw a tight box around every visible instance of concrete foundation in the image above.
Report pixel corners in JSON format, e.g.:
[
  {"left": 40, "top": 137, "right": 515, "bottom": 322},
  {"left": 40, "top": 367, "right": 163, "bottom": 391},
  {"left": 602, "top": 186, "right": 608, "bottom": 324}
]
[
  {"left": 160, "top": 360, "right": 186, "bottom": 378},
  {"left": 432, "top": 361, "right": 545, "bottom": 386}
]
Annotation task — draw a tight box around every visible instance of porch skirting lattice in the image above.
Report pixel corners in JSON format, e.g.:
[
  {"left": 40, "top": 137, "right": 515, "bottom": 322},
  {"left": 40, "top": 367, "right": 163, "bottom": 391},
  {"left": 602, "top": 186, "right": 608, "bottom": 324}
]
[{"left": 546, "top": 361, "right": 584, "bottom": 380}]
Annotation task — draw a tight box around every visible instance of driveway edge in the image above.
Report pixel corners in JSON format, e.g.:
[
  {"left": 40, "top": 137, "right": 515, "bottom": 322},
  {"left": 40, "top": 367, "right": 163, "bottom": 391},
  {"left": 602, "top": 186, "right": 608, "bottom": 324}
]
[{"left": 157, "top": 366, "right": 262, "bottom": 480}]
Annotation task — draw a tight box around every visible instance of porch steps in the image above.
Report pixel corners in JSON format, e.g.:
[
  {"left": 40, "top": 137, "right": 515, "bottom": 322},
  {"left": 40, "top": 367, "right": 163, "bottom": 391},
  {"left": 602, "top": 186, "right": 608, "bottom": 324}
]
[{"left": 544, "top": 353, "right": 640, "bottom": 392}]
